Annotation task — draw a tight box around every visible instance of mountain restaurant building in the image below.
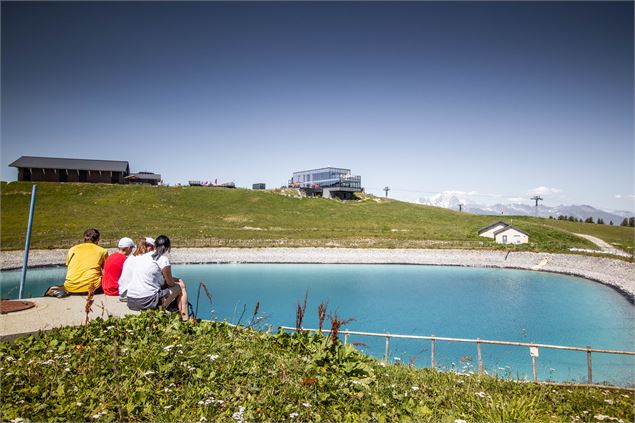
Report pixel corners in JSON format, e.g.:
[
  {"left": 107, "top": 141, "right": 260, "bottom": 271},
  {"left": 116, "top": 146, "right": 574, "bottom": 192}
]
[{"left": 289, "top": 166, "right": 363, "bottom": 200}]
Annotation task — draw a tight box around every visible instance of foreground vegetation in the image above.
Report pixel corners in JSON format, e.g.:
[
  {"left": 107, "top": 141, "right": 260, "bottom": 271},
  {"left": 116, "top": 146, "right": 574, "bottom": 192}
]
[
  {"left": 1, "top": 312, "right": 632, "bottom": 422},
  {"left": 4, "top": 181, "right": 633, "bottom": 256}
]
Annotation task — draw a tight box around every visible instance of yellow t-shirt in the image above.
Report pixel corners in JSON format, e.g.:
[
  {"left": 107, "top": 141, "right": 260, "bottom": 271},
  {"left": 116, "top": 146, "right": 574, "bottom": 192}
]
[{"left": 64, "top": 243, "right": 109, "bottom": 293}]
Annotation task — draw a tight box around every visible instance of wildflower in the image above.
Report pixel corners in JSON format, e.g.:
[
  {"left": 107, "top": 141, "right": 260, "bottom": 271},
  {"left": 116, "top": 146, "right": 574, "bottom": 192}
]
[
  {"left": 302, "top": 402, "right": 311, "bottom": 408},
  {"left": 378, "top": 362, "right": 386, "bottom": 367},
  {"left": 411, "top": 386, "right": 419, "bottom": 391},
  {"left": 64, "top": 367, "right": 71, "bottom": 372},
  {"left": 46, "top": 350, "right": 53, "bottom": 353},
  {"left": 604, "top": 399, "right": 614, "bottom": 405},
  {"left": 163, "top": 345, "right": 175, "bottom": 351},
  {"left": 5, "top": 357, "right": 15, "bottom": 362},
  {"left": 232, "top": 406, "right": 245, "bottom": 422},
  {"left": 594, "top": 415, "right": 608, "bottom": 421},
  {"left": 164, "top": 405, "right": 172, "bottom": 409},
  {"left": 188, "top": 366, "right": 196, "bottom": 372},
  {"left": 93, "top": 338, "right": 102, "bottom": 342},
  {"left": 454, "top": 420, "right": 467, "bottom": 423},
  {"left": 42, "top": 359, "right": 54, "bottom": 365},
  {"left": 126, "top": 329, "right": 134, "bottom": 334},
  {"left": 76, "top": 403, "right": 82, "bottom": 406},
  {"left": 10, "top": 419, "right": 25, "bottom": 423},
  {"left": 106, "top": 326, "right": 114, "bottom": 331},
  {"left": 164, "top": 388, "right": 172, "bottom": 393},
  {"left": 143, "top": 371, "right": 155, "bottom": 376},
  {"left": 474, "top": 392, "right": 486, "bottom": 398},
  {"left": 289, "top": 412, "right": 299, "bottom": 419},
  {"left": 207, "top": 354, "right": 219, "bottom": 361},
  {"left": 92, "top": 411, "right": 107, "bottom": 419},
  {"left": 199, "top": 417, "right": 207, "bottom": 422}
]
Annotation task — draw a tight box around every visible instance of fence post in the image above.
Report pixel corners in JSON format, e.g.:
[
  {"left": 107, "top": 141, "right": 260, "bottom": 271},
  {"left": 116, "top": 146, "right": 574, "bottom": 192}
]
[
  {"left": 477, "top": 339, "right": 483, "bottom": 375},
  {"left": 344, "top": 331, "right": 349, "bottom": 345},
  {"left": 587, "top": 347, "right": 593, "bottom": 385},
  {"left": 19, "top": 184, "right": 38, "bottom": 300},
  {"left": 431, "top": 337, "right": 435, "bottom": 369},
  {"left": 385, "top": 336, "right": 390, "bottom": 364}
]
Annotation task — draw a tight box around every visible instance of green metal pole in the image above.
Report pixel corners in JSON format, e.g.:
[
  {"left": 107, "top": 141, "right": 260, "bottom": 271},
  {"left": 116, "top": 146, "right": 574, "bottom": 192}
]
[{"left": 18, "top": 185, "right": 37, "bottom": 299}]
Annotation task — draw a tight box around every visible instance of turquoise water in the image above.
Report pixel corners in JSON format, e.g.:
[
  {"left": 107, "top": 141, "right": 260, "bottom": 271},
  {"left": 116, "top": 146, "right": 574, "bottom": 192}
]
[{"left": 2, "top": 264, "right": 633, "bottom": 386}]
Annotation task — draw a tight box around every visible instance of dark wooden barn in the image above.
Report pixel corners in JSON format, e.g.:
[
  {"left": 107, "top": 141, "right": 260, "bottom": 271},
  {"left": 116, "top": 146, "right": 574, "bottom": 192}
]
[{"left": 9, "top": 156, "right": 130, "bottom": 184}]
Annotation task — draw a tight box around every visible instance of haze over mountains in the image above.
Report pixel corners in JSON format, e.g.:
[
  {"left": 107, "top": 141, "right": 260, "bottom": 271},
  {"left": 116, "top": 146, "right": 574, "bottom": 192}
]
[{"left": 416, "top": 192, "right": 634, "bottom": 223}]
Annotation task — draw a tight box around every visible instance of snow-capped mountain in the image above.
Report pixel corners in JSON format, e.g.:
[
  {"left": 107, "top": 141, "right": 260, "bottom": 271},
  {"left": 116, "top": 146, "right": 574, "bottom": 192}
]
[{"left": 416, "top": 192, "right": 633, "bottom": 223}]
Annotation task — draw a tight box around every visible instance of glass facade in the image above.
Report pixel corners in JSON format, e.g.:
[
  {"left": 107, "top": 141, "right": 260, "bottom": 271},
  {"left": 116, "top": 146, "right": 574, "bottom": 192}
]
[{"left": 290, "top": 167, "right": 362, "bottom": 189}]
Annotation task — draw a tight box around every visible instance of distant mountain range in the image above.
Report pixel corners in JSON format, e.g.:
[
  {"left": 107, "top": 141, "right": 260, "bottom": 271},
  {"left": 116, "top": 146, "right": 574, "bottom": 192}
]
[{"left": 415, "top": 192, "right": 634, "bottom": 223}]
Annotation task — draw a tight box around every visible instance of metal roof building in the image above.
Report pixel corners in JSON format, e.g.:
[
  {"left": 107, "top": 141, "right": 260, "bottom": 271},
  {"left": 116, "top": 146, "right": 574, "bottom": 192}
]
[{"left": 9, "top": 156, "right": 130, "bottom": 184}]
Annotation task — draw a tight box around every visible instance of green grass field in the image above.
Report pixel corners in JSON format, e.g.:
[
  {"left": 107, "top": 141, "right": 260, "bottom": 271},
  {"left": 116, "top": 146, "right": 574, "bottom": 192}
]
[
  {"left": 2, "top": 312, "right": 632, "bottom": 422},
  {"left": 1, "top": 181, "right": 632, "bottom": 256}
]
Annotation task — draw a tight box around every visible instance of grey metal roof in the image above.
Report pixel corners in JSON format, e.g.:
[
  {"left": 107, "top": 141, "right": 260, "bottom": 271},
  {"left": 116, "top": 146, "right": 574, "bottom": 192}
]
[
  {"left": 293, "top": 166, "right": 351, "bottom": 175},
  {"left": 478, "top": 220, "right": 509, "bottom": 234},
  {"left": 126, "top": 172, "right": 161, "bottom": 180},
  {"left": 9, "top": 156, "right": 129, "bottom": 172},
  {"left": 493, "top": 225, "right": 529, "bottom": 236}
]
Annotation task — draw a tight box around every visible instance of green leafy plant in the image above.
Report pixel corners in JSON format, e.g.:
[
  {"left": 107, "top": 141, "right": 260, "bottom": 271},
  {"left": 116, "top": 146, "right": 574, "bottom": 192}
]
[{"left": 1, "top": 312, "right": 632, "bottom": 422}]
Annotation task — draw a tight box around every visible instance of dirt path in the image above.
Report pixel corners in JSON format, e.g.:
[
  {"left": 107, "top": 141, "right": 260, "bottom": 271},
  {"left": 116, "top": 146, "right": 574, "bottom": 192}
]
[{"left": 573, "top": 233, "right": 631, "bottom": 258}]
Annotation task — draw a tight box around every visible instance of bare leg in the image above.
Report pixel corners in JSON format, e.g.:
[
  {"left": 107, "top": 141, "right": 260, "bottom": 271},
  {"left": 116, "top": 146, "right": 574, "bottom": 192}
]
[{"left": 177, "top": 279, "right": 189, "bottom": 320}]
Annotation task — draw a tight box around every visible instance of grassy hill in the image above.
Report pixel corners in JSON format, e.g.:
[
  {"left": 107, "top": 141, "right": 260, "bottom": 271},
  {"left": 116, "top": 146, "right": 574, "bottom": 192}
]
[{"left": 1, "top": 181, "right": 632, "bottom": 255}]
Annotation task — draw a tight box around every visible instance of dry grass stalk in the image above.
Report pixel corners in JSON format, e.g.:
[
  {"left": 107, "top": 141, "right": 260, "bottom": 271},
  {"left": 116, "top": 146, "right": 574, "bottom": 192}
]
[
  {"left": 84, "top": 281, "right": 97, "bottom": 335},
  {"left": 247, "top": 302, "right": 260, "bottom": 329},
  {"left": 295, "top": 290, "right": 309, "bottom": 332},
  {"left": 317, "top": 302, "right": 328, "bottom": 335},
  {"left": 329, "top": 313, "right": 354, "bottom": 344},
  {"left": 195, "top": 281, "right": 213, "bottom": 319}
]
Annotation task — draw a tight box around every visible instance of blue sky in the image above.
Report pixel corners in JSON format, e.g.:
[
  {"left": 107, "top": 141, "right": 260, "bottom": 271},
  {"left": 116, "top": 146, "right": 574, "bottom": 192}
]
[{"left": 2, "top": 1, "right": 633, "bottom": 211}]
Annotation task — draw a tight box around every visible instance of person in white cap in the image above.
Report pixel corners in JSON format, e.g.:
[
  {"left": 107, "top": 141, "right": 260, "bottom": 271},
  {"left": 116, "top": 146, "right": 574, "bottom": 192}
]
[
  {"left": 118, "top": 237, "right": 155, "bottom": 301},
  {"left": 101, "top": 237, "right": 135, "bottom": 296}
]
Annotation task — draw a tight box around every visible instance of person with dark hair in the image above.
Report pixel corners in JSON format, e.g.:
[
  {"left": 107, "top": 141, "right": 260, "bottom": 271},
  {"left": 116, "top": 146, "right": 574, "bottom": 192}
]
[
  {"left": 126, "top": 235, "right": 189, "bottom": 320},
  {"left": 63, "top": 228, "right": 109, "bottom": 294}
]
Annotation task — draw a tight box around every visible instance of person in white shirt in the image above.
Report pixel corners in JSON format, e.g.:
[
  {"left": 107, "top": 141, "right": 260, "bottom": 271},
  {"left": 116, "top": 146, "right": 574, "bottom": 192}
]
[
  {"left": 118, "top": 237, "right": 154, "bottom": 301},
  {"left": 126, "top": 235, "right": 189, "bottom": 320}
]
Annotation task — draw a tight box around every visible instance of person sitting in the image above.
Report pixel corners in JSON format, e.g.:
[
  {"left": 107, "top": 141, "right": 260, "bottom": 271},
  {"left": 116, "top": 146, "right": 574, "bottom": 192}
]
[
  {"left": 126, "top": 235, "right": 189, "bottom": 320},
  {"left": 101, "top": 237, "right": 135, "bottom": 296},
  {"left": 63, "top": 228, "right": 109, "bottom": 294},
  {"left": 118, "top": 237, "right": 154, "bottom": 301}
]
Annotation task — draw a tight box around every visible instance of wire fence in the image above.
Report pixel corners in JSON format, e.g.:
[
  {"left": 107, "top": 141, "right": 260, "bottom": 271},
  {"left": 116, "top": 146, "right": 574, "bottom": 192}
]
[{"left": 279, "top": 326, "right": 635, "bottom": 388}]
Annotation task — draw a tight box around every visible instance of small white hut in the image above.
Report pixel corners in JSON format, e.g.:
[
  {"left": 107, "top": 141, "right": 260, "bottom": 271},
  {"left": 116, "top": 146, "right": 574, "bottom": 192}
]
[
  {"left": 478, "top": 221, "right": 509, "bottom": 238},
  {"left": 493, "top": 225, "right": 529, "bottom": 244},
  {"left": 479, "top": 221, "right": 529, "bottom": 244}
]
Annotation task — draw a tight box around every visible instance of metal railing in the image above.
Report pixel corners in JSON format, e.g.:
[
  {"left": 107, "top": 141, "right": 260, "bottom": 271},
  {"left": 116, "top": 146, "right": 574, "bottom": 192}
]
[{"left": 278, "top": 326, "right": 635, "bottom": 387}]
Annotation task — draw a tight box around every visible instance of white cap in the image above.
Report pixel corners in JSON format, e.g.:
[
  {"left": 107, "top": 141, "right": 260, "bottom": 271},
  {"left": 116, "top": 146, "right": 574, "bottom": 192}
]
[
  {"left": 118, "top": 237, "right": 135, "bottom": 249},
  {"left": 145, "top": 237, "right": 155, "bottom": 247}
]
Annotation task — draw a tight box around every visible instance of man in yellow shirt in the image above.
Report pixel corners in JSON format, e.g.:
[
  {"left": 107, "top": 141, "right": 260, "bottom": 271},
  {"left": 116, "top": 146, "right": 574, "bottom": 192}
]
[{"left": 64, "top": 228, "right": 109, "bottom": 293}]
